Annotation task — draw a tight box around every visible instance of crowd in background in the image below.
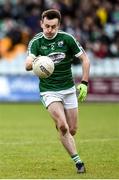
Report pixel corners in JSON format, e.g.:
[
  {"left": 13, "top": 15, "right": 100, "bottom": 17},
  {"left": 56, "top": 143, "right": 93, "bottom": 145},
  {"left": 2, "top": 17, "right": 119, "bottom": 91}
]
[{"left": 0, "top": 0, "right": 119, "bottom": 61}]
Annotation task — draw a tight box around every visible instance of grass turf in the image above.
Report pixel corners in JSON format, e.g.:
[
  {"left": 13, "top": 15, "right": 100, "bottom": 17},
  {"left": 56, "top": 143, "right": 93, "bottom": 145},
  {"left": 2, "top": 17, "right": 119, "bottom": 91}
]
[{"left": 0, "top": 103, "right": 119, "bottom": 179}]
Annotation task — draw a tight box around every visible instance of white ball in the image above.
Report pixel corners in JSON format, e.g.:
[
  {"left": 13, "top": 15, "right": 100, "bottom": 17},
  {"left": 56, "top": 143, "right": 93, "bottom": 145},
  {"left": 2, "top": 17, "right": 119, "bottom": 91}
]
[{"left": 33, "top": 56, "right": 54, "bottom": 78}]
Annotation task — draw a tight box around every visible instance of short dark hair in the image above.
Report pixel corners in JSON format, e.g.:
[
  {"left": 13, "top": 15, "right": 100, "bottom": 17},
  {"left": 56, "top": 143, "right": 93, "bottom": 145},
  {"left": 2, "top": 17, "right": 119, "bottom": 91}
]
[{"left": 41, "top": 9, "right": 61, "bottom": 23}]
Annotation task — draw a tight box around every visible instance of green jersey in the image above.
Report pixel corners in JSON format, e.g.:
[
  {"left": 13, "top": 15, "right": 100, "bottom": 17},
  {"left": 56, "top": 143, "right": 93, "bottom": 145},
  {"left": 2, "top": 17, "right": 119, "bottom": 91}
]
[{"left": 28, "top": 31, "right": 83, "bottom": 92}]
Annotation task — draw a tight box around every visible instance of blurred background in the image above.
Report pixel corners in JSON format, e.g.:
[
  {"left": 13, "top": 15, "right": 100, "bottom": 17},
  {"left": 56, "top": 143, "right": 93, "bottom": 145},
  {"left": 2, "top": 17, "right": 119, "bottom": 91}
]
[{"left": 0, "top": 0, "right": 119, "bottom": 102}]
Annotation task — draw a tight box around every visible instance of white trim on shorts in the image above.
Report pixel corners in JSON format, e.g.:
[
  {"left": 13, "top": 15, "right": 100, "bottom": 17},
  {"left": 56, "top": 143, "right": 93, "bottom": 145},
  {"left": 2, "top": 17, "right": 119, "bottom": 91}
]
[{"left": 40, "top": 86, "right": 78, "bottom": 109}]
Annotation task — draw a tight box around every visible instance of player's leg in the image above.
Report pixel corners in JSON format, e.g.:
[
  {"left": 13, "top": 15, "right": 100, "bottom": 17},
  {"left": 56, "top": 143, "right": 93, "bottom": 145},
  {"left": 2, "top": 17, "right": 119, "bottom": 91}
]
[
  {"left": 41, "top": 91, "right": 85, "bottom": 173},
  {"left": 64, "top": 108, "right": 86, "bottom": 173},
  {"left": 64, "top": 108, "right": 78, "bottom": 136},
  {"left": 62, "top": 91, "right": 86, "bottom": 173},
  {"left": 62, "top": 89, "right": 78, "bottom": 136},
  {"left": 48, "top": 101, "right": 78, "bottom": 156}
]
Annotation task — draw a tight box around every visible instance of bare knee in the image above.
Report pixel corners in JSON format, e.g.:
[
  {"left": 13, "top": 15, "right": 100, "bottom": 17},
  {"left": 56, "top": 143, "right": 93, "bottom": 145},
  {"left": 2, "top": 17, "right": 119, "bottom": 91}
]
[
  {"left": 59, "top": 124, "right": 68, "bottom": 135},
  {"left": 69, "top": 127, "right": 77, "bottom": 136}
]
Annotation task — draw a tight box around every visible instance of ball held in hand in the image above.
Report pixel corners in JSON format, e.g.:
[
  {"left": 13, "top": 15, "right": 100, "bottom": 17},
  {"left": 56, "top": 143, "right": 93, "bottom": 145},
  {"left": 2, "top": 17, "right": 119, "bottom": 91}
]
[{"left": 33, "top": 56, "right": 54, "bottom": 78}]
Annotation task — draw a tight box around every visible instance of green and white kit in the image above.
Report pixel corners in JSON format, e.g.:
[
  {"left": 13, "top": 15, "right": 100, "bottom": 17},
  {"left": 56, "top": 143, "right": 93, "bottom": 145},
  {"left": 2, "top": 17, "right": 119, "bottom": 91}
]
[{"left": 28, "top": 31, "right": 83, "bottom": 108}]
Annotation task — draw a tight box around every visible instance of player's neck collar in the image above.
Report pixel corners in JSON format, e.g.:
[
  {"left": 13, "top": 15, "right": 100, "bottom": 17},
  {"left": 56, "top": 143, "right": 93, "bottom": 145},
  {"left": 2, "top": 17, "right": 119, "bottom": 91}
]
[{"left": 43, "top": 32, "right": 58, "bottom": 40}]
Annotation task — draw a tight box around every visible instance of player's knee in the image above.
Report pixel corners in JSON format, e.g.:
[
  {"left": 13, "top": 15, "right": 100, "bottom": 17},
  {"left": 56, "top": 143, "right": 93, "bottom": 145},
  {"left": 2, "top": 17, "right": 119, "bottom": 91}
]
[
  {"left": 70, "top": 127, "right": 77, "bottom": 136},
  {"left": 59, "top": 124, "right": 68, "bottom": 135}
]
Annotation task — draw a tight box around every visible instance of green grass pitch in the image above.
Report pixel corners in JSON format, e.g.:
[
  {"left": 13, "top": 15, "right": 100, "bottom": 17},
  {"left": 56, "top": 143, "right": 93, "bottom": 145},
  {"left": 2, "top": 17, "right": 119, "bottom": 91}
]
[{"left": 0, "top": 103, "right": 119, "bottom": 179}]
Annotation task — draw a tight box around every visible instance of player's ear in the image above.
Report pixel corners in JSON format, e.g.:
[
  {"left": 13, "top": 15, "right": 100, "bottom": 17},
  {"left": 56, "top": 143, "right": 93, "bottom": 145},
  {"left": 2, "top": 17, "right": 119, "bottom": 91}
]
[
  {"left": 40, "top": 20, "right": 43, "bottom": 28},
  {"left": 58, "top": 22, "right": 60, "bottom": 28}
]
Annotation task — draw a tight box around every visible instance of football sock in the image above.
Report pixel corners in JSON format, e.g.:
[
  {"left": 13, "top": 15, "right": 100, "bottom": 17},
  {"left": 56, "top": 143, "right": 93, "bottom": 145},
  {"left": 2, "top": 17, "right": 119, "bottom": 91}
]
[{"left": 71, "top": 154, "right": 82, "bottom": 164}]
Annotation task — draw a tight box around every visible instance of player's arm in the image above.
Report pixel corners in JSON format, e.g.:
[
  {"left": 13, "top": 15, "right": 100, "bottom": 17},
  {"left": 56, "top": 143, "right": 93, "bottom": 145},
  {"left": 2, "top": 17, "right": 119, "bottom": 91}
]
[
  {"left": 67, "top": 34, "right": 90, "bottom": 101},
  {"left": 77, "top": 51, "right": 90, "bottom": 102},
  {"left": 25, "top": 54, "right": 36, "bottom": 71},
  {"left": 78, "top": 52, "right": 90, "bottom": 83},
  {"left": 25, "top": 38, "right": 39, "bottom": 71}
]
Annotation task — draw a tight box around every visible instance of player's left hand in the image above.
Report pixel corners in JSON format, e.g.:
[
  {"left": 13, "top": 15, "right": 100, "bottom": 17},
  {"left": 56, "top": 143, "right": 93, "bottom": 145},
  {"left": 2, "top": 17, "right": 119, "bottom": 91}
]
[{"left": 77, "top": 82, "right": 88, "bottom": 102}]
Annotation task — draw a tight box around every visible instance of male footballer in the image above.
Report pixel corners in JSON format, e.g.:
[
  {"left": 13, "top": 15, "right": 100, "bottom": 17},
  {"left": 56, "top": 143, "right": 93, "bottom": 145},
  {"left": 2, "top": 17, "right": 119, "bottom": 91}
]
[{"left": 25, "top": 9, "right": 90, "bottom": 173}]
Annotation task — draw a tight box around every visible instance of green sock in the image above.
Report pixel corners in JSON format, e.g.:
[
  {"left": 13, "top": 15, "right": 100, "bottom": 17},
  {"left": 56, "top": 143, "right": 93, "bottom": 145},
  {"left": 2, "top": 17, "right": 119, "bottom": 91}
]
[{"left": 71, "top": 154, "right": 82, "bottom": 164}]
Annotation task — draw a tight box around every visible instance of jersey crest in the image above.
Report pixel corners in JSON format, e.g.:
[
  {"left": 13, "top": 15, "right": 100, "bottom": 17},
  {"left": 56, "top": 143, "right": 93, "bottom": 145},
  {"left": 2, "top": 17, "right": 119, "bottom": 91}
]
[{"left": 57, "top": 41, "right": 64, "bottom": 47}]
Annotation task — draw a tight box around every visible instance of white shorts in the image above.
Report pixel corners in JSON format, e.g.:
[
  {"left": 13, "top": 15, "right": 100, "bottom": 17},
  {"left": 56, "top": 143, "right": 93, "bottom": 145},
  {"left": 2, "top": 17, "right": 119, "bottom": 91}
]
[{"left": 40, "top": 86, "right": 78, "bottom": 109}]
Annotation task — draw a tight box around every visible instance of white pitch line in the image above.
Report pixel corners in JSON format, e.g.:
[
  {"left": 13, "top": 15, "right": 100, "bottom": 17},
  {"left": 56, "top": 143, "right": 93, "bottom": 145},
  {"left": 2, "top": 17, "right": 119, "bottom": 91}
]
[
  {"left": 0, "top": 141, "right": 32, "bottom": 145},
  {"left": 0, "top": 138, "right": 118, "bottom": 145},
  {"left": 80, "top": 138, "right": 119, "bottom": 142}
]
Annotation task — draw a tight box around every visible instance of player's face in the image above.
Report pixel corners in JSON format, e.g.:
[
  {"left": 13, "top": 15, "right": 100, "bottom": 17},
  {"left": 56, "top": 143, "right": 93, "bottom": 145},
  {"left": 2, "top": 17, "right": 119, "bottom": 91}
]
[{"left": 41, "top": 17, "right": 60, "bottom": 38}]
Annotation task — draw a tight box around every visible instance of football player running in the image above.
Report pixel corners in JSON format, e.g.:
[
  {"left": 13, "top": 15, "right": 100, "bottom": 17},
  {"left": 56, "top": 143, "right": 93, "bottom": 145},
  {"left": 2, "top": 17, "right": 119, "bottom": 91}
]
[{"left": 25, "top": 9, "right": 90, "bottom": 173}]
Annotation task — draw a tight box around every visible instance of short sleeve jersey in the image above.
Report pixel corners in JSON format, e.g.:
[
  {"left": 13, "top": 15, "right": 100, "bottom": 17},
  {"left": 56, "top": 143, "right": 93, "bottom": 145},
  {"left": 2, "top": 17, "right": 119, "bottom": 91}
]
[{"left": 28, "top": 31, "right": 83, "bottom": 92}]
